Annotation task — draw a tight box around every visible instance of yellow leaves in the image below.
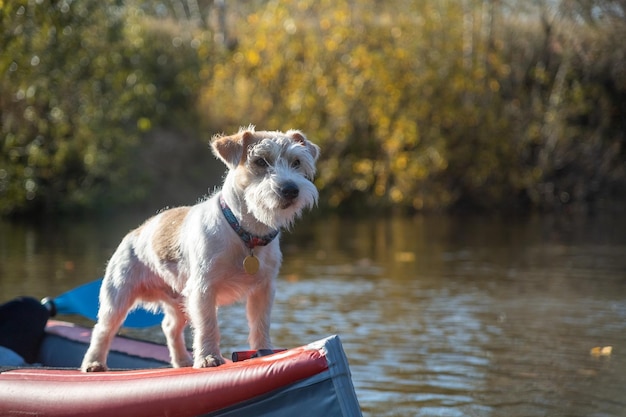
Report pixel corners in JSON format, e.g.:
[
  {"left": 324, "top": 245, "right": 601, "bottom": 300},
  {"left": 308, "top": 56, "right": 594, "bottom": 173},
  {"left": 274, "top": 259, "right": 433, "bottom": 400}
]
[
  {"left": 324, "top": 37, "right": 339, "bottom": 52},
  {"left": 394, "top": 251, "right": 416, "bottom": 262},
  {"left": 245, "top": 50, "right": 261, "bottom": 66},
  {"left": 590, "top": 346, "right": 613, "bottom": 357},
  {"left": 390, "top": 187, "right": 403, "bottom": 203},
  {"left": 391, "top": 26, "right": 402, "bottom": 40},
  {"left": 351, "top": 159, "right": 375, "bottom": 192},
  {"left": 247, "top": 13, "right": 259, "bottom": 25},
  {"left": 253, "top": 33, "right": 267, "bottom": 51},
  {"left": 137, "top": 117, "right": 151, "bottom": 132},
  {"left": 374, "top": 182, "right": 386, "bottom": 198},
  {"left": 353, "top": 159, "right": 373, "bottom": 176},
  {"left": 331, "top": 5, "right": 351, "bottom": 26},
  {"left": 193, "top": 0, "right": 546, "bottom": 211},
  {"left": 348, "top": 44, "right": 373, "bottom": 70},
  {"left": 283, "top": 18, "right": 297, "bottom": 35},
  {"left": 394, "top": 154, "right": 408, "bottom": 171},
  {"left": 393, "top": 46, "right": 408, "bottom": 61}
]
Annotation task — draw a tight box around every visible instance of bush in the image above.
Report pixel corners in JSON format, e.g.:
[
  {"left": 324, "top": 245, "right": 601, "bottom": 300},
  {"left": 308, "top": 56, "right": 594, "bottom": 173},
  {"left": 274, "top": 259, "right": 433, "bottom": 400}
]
[
  {"left": 200, "top": 0, "right": 626, "bottom": 212},
  {"left": 0, "top": 1, "right": 212, "bottom": 215},
  {"left": 2, "top": 0, "right": 625, "bottom": 216}
]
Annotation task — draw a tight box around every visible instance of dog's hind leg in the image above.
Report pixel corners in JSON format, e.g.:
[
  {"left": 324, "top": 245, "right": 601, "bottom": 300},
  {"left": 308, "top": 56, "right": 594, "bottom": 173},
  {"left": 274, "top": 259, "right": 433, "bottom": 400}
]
[
  {"left": 161, "top": 299, "right": 192, "bottom": 367},
  {"left": 80, "top": 276, "right": 136, "bottom": 372}
]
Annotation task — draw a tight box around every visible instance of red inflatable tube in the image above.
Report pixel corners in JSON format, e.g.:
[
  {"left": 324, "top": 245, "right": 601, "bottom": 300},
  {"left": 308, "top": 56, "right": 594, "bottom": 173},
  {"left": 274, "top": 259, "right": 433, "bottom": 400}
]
[{"left": 0, "top": 348, "right": 328, "bottom": 417}]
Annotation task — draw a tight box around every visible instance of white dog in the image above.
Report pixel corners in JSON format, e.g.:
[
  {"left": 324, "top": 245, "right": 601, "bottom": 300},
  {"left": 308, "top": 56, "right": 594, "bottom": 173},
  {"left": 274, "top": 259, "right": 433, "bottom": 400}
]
[{"left": 81, "top": 127, "right": 320, "bottom": 372}]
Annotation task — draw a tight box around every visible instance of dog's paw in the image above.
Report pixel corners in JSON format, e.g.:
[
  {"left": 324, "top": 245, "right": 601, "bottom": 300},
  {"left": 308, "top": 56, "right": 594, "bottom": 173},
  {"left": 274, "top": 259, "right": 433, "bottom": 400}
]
[
  {"left": 172, "top": 356, "right": 194, "bottom": 368},
  {"left": 82, "top": 361, "right": 108, "bottom": 372},
  {"left": 196, "top": 354, "right": 226, "bottom": 368}
]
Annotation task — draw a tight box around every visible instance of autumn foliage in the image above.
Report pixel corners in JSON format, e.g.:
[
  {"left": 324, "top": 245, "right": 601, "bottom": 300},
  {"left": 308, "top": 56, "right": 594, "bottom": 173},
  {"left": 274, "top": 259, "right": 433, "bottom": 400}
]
[{"left": 2, "top": 0, "right": 625, "bottom": 216}]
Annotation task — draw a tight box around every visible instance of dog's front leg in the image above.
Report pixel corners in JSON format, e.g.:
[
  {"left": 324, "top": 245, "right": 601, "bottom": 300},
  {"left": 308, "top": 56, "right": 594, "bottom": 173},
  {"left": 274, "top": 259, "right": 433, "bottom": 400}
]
[
  {"left": 187, "top": 289, "right": 226, "bottom": 367},
  {"left": 246, "top": 279, "right": 275, "bottom": 350}
]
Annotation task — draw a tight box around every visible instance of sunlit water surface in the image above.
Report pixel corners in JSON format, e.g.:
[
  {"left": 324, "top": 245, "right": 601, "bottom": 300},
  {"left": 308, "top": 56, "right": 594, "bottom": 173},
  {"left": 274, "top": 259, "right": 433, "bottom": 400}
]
[{"left": 1, "top": 212, "right": 626, "bottom": 417}]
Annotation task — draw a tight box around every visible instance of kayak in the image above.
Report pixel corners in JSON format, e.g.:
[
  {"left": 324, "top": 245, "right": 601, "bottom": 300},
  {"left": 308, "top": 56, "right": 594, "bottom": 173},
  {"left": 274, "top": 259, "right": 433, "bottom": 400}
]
[{"left": 0, "top": 320, "right": 362, "bottom": 417}]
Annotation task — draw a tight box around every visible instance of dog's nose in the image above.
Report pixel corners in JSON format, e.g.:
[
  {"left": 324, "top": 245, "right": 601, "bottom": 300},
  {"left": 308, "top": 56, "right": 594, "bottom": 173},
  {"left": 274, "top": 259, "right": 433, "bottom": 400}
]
[{"left": 280, "top": 182, "right": 299, "bottom": 200}]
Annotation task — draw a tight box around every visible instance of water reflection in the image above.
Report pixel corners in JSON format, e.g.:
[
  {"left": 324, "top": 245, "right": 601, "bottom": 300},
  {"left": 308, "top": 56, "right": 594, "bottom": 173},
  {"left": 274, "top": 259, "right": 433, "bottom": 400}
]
[
  {"left": 1, "top": 211, "right": 626, "bottom": 416},
  {"left": 277, "top": 213, "right": 626, "bottom": 416}
]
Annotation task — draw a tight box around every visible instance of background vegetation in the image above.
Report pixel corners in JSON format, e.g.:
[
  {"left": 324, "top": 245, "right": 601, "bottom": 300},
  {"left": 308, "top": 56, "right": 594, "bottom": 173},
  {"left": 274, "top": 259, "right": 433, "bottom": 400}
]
[{"left": 2, "top": 0, "right": 625, "bottom": 216}]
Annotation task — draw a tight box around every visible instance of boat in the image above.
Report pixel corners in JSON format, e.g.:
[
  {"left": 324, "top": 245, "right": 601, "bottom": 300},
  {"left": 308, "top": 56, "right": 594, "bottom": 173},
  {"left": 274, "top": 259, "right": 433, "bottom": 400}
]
[{"left": 0, "top": 320, "right": 362, "bottom": 417}]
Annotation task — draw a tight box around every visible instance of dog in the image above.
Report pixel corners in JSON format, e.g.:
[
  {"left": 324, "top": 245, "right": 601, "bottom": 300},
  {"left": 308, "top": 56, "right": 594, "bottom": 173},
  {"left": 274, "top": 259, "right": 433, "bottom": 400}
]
[{"left": 81, "top": 127, "right": 320, "bottom": 372}]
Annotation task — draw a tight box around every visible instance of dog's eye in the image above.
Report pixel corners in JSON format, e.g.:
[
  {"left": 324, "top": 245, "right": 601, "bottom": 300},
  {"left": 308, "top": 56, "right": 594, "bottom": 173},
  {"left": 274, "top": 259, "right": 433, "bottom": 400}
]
[
  {"left": 254, "top": 158, "right": 269, "bottom": 168},
  {"left": 291, "top": 159, "right": 301, "bottom": 169}
]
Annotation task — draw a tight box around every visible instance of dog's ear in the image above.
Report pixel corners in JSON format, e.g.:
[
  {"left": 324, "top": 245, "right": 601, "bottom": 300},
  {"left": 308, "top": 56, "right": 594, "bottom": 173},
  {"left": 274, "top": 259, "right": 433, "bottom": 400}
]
[
  {"left": 211, "top": 130, "right": 256, "bottom": 168},
  {"left": 288, "top": 130, "right": 320, "bottom": 162}
]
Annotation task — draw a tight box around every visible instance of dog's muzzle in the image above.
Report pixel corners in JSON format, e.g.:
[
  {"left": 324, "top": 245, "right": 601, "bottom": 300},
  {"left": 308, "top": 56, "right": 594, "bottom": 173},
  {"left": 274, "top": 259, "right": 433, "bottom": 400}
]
[
  {"left": 280, "top": 181, "right": 299, "bottom": 201},
  {"left": 278, "top": 181, "right": 300, "bottom": 209}
]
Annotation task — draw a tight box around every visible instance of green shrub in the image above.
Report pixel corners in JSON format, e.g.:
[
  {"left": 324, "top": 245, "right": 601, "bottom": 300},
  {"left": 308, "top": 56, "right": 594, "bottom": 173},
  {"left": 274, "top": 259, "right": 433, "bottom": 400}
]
[{"left": 0, "top": 1, "right": 211, "bottom": 215}]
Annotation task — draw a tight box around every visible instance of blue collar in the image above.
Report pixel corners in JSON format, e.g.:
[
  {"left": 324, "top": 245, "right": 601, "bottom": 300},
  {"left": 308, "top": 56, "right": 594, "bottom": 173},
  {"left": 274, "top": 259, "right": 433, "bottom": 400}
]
[{"left": 219, "top": 194, "right": 279, "bottom": 249}]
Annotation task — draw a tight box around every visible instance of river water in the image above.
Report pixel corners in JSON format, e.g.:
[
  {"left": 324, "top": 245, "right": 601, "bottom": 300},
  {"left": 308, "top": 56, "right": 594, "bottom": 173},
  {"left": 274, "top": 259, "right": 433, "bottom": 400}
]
[{"left": 1, "top": 211, "right": 626, "bottom": 416}]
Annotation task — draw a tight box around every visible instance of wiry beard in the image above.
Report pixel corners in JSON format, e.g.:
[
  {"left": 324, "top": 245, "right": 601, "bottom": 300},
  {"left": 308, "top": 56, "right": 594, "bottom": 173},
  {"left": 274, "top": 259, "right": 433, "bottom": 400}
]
[{"left": 244, "top": 177, "right": 318, "bottom": 230}]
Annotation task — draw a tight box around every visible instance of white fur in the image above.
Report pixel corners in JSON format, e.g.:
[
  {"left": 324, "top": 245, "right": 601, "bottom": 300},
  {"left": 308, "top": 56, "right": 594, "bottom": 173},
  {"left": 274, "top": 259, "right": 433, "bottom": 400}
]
[{"left": 81, "top": 129, "right": 319, "bottom": 372}]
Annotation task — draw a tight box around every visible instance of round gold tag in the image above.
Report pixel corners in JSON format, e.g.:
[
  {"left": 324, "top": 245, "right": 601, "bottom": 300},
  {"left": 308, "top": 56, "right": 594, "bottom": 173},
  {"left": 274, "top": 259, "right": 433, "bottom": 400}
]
[{"left": 243, "top": 255, "right": 260, "bottom": 275}]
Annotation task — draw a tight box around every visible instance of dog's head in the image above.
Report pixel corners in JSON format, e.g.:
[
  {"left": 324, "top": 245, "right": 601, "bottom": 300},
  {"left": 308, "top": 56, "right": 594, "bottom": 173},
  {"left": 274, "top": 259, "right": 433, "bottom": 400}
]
[{"left": 211, "top": 127, "right": 320, "bottom": 229}]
